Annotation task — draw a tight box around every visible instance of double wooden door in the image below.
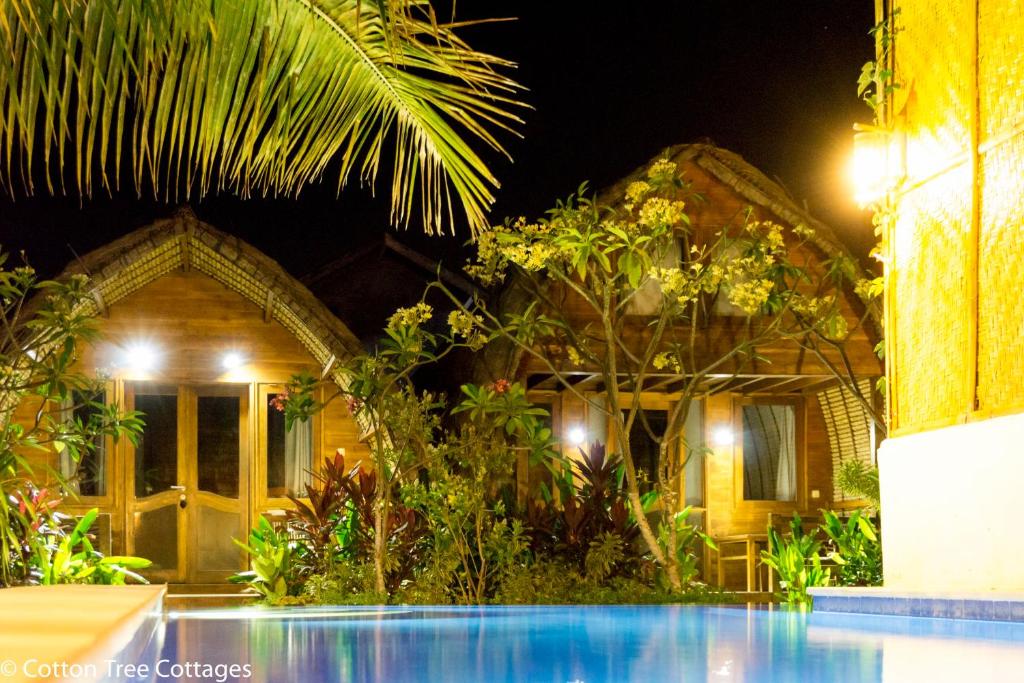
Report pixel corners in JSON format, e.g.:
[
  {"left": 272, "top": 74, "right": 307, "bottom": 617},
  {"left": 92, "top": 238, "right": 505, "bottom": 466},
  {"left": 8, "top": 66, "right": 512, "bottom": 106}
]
[{"left": 125, "top": 382, "right": 249, "bottom": 583}]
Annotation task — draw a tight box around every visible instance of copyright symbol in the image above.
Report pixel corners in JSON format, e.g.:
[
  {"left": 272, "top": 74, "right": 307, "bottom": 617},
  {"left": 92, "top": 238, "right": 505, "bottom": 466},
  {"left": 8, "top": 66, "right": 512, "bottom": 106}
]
[{"left": 0, "top": 660, "right": 17, "bottom": 677}]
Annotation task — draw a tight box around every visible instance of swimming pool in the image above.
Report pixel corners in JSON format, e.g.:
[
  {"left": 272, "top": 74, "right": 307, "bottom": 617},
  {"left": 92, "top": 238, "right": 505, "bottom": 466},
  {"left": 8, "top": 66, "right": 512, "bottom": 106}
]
[{"left": 115, "top": 605, "right": 1024, "bottom": 682}]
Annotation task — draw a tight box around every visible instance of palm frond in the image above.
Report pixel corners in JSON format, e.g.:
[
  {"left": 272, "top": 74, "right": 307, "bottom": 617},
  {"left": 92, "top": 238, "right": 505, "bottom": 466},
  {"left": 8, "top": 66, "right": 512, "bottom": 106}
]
[{"left": 0, "top": 0, "right": 524, "bottom": 235}]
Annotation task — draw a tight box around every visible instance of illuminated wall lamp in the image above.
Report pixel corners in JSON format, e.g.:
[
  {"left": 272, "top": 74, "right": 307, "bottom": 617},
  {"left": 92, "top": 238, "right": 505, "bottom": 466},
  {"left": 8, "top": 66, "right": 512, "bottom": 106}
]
[
  {"left": 221, "top": 351, "right": 245, "bottom": 370},
  {"left": 711, "top": 427, "right": 734, "bottom": 447},
  {"left": 566, "top": 426, "right": 587, "bottom": 447},
  {"left": 850, "top": 123, "right": 905, "bottom": 206},
  {"left": 124, "top": 342, "right": 158, "bottom": 371}
]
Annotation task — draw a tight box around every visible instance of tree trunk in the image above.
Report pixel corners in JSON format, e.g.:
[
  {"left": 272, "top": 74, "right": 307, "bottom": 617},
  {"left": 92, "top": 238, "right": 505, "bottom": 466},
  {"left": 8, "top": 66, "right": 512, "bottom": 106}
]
[
  {"left": 624, "top": 483, "right": 682, "bottom": 592},
  {"left": 373, "top": 488, "right": 387, "bottom": 595}
]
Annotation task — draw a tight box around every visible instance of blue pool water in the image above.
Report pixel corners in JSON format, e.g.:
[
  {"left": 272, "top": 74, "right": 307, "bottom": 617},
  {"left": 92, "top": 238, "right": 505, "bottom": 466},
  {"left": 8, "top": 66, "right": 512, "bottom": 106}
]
[{"left": 116, "top": 605, "right": 1024, "bottom": 682}]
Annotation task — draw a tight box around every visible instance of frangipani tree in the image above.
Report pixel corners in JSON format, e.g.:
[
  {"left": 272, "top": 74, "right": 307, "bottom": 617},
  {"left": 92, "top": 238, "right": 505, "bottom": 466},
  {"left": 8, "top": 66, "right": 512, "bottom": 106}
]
[
  {"left": 0, "top": 0, "right": 523, "bottom": 234},
  {"left": 431, "top": 158, "right": 879, "bottom": 590}
]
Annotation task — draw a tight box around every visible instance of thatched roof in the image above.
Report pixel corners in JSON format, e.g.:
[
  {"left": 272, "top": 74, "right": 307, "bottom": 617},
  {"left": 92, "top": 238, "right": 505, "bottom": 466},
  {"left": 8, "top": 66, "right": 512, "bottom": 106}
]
[
  {"left": 600, "top": 142, "right": 864, "bottom": 269},
  {"left": 60, "top": 208, "right": 364, "bottom": 368},
  {"left": 474, "top": 142, "right": 882, "bottom": 391}
]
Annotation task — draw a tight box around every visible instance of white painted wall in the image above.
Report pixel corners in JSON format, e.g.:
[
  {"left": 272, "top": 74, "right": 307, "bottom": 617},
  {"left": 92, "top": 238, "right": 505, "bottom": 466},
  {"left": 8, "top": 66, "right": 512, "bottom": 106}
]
[{"left": 879, "top": 411, "right": 1024, "bottom": 592}]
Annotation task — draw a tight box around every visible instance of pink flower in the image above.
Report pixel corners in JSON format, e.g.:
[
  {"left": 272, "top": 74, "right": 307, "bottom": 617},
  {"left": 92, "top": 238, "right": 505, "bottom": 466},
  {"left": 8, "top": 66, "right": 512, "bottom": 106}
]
[
  {"left": 491, "top": 379, "right": 511, "bottom": 394},
  {"left": 270, "top": 389, "right": 290, "bottom": 413},
  {"left": 346, "top": 396, "right": 363, "bottom": 415}
]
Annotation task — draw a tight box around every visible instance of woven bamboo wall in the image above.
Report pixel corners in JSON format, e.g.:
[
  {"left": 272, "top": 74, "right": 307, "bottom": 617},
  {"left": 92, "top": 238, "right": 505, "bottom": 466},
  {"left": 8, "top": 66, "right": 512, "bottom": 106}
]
[
  {"left": 890, "top": 0, "right": 1024, "bottom": 432},
  {"left": 977, "top": 2, "right": 1024, "bottom": 412}
]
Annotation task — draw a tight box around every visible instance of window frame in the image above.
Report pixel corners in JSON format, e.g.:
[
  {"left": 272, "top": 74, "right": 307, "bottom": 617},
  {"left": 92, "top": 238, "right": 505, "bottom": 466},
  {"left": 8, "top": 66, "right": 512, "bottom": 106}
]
[
  {"left": 732, "top": 395, "right": 806, "bottom": 511},
  {"left": 255, "top": 382, "right": 323, "bottom": 513}
]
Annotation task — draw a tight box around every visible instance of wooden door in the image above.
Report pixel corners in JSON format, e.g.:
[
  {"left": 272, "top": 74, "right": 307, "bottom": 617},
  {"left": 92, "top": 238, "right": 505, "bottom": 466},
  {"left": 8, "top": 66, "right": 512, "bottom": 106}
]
[
  {"left": 187, "top": 384, "right": 249, "bottom": 583},
  {"left": 126, "top": 383, "right": 186, "bottom": 583},
  {"left": 126, "top": 382, "right": 250, "bottom": 583}
]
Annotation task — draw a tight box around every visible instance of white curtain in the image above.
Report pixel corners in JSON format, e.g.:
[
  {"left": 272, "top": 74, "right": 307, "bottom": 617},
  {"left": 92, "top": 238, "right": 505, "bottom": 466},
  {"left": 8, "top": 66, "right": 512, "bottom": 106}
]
[
  {"left": 284, "top": 418, "right": 313, "bottom": 496},
  {"left": 774, "top": 406, "right": 797, "bottom": 501}
]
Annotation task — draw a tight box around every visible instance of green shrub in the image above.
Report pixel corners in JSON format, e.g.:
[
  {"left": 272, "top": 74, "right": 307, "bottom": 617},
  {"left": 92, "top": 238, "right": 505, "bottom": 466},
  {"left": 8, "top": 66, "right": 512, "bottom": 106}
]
[
  {"left": 820, "top": 510, "right": 882, "bottom": 587},
  {"left": 760, "top": 513, "right": 830, "bottom": 606},
  {"left": 230, "top": 517, "right": 299, "bottom": 602}
]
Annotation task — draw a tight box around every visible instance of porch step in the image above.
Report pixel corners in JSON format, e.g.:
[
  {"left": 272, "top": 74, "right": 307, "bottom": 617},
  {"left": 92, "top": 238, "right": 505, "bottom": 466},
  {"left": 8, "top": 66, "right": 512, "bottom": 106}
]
[
  {"left": 165, "top": 583, "right": 248, "bottom": 595},
  {"left": 163, "top": 583, "right": 260, "bottom": 610}
]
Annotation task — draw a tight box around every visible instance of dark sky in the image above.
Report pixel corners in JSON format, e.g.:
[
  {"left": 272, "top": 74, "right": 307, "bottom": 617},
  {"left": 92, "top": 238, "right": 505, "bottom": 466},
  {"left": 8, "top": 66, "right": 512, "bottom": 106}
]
[{"left": 0, "top": 1, "right": 877, "bottom": 278}]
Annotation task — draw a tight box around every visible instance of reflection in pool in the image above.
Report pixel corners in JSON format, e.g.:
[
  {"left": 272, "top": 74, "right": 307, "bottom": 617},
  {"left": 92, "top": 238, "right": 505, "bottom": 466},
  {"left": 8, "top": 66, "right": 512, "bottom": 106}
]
[{"left": 112, "top": 605, "right": 1024, "bottom": 682}]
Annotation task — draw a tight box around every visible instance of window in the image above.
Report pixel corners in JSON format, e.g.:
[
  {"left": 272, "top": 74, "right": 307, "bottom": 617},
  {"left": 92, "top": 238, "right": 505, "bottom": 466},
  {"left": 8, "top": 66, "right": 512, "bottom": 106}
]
[
  {"left": 741, "top": 403, "right": 797, "bottom": 502},
  {"left": 266, "top": 397, "right": 314, "bottom": 498},
  {"left": 60, "top": 390, "right": 108, "bottom": 497},
  {"left": 624, "top": 409, "right": 667, "bottom": 493},
  {"left": 134, "top": 392, "right": 178, "bottom": 498}
]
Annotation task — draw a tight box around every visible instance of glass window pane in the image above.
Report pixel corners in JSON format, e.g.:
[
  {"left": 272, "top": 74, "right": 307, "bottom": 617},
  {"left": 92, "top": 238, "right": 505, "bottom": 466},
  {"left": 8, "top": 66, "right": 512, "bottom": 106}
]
[
  {"left": 62, "top": 390, "right": 108, "bottom": 497},
  {"left": 624, "top": 410, "right": 667, "bottom": 493},
  {"left": 267, "top": 399, "right": 287, "bottom": 496},
  {"left": 134, "top": 506, "right": 178, "bottom": 570},
  {"left": 134, "top": 393, "right": 178, "bottom": 498},
  {"left": 266, "top": 401, "right": 313, "bottom": 498},
  {"left": 197, "top": 507, "right": 243, "bottom": 571},
  {"left": 198, "top": 395, "right": 240, "bottom": 498},
  {"left": 742, "top": 404, "right": 797, "bottom": 501}
]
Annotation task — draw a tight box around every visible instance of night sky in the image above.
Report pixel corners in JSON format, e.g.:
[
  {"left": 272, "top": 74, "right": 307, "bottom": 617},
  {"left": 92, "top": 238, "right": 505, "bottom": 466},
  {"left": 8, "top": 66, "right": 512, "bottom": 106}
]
[{"left": 0, "top": 1, "right": 877, "bottom": 279}]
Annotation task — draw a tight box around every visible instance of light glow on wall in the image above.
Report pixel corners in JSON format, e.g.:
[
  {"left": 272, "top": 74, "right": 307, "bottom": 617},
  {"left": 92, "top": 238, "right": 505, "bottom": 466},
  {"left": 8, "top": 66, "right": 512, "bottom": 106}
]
[{"left": 566, "top": 425, "right": 587, "bottom": 447}]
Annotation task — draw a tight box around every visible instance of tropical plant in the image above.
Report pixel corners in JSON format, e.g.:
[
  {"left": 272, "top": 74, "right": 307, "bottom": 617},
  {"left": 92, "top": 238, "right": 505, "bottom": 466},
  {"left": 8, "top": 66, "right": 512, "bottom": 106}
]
[
  {"left": 401, "top": 380, "right": 554, "bottom": 605},
  {"left": 760, "top": 513, "right": 830, "bottom": 606},
  {"left": 428, "top": 157, "right": 872, "bottom": 589},
  {"left": 285, "top": 453, "right": 364, "bottom": 575},
  {"left": 0, "top": 0, "right": 524, "bottom": 235},
  {"left": 35, "top": 508, "right": 150, "bottom": 585},
  {"left": 654, "top": 507, "right": 716, "bottom": 589},
  {"left": 1, "top": 250, "right": 144, "bottom": 586},
  {"left": 835, "top": 460, "right": 881, "bottom": 509},
  {"left": 820, "top": 509, "right": 882, "bottom": 587},
  {"left": 230, "top": 516, "right": 300, "bottom": 602}
]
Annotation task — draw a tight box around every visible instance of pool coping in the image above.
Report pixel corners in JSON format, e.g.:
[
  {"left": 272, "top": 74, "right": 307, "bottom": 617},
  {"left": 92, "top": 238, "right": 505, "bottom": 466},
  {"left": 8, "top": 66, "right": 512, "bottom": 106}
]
[
  {"left": 0, "top": 584, "right": 165, "bottom": 683},
  {"left": 809, "top": 587, "right": 1024, "bottom": 622}
]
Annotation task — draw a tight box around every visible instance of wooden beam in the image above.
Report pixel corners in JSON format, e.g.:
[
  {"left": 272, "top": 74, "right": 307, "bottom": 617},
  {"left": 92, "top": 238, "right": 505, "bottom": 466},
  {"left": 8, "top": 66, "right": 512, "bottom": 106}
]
[
  {"left": 321, "top": 354, "right": 337, "bottom": 380},
  {"left": 91, "top": 289, "right": 108, "bottom": 318},
  {"left": 263, "top": 289, "right": 275, "bottom": 323}
]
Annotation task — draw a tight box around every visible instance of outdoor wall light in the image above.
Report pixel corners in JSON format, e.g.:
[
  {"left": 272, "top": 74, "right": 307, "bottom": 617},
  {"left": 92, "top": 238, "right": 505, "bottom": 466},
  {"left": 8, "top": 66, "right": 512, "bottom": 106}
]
[
  {"left": 850, "top": 123, "right": 904, "bottom": 206},
  {"left": 711, "top": 426, "right": 734, "bottom": 447},
  {"left": 221, "top": 351, "right": 245, "bottom": 370},
  {"left": 124, "top": 342, "right": 158, "bottom": 371},
  {"left": 567, "top": 426, "right": 587, "bottom": 447}
]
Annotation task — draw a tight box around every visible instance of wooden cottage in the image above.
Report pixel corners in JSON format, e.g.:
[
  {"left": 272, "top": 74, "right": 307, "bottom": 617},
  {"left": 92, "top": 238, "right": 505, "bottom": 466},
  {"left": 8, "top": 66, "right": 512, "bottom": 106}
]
[
  {"left": 13, "top": 210, "right": 371, "bottom": 585},
  {"left": 481, "top": 143, "right": 884, "bottom": 589}
]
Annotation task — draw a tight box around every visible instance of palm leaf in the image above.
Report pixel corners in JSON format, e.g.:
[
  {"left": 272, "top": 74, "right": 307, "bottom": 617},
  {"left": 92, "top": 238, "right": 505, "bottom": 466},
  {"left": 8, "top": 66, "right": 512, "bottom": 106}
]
[{"left": 0, "top": 0, "right": 523, "bottom": 235}]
